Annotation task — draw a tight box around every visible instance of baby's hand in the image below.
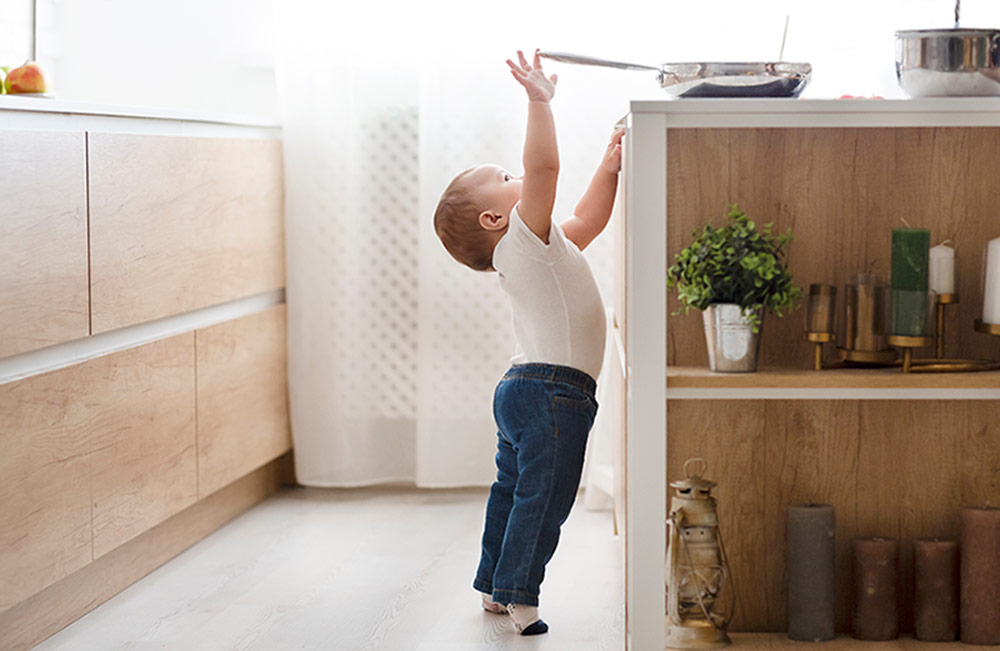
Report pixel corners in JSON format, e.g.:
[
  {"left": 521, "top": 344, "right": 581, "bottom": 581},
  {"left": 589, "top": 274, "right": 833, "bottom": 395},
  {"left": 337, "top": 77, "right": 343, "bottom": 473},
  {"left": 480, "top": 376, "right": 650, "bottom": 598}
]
[
  {"left": 506, "top": 49, "right": 557, "bottom": 103},
  {"left": 600, "top": 127, "right": 625, "bottom": 174}
]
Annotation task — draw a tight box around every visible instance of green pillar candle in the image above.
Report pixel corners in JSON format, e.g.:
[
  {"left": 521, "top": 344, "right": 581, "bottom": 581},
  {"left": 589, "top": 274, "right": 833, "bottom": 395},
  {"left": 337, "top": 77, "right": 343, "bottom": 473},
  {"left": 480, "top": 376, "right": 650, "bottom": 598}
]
[
  {"left": 891, "top": 228, "right": 930, "bottom": 335},
  {"left": 891, "top": 228, "right": 930, "bottom": 291}
]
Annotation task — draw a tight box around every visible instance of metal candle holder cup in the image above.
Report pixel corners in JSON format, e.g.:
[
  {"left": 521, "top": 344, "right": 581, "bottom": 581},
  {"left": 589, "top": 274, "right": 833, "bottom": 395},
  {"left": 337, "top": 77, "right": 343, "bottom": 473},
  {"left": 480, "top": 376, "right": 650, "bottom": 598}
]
[
  {"left": 839, "top": 276, "right": 897, "bottom": 365},
  {"left": 804, "top": 284, "right": 836, "bottom": 370}
]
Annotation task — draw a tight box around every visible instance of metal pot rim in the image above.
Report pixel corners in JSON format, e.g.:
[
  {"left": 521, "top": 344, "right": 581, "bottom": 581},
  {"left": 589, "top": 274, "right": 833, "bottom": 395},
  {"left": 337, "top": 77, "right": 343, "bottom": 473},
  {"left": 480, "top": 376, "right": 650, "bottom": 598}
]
[{"left": 896, "top": 28, "right": 1000, "bottom": 37}]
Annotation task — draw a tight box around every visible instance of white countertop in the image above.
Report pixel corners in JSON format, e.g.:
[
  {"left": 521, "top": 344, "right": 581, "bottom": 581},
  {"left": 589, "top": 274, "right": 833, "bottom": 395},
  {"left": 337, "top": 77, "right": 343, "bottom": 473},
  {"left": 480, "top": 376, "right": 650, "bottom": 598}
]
[
  {"left": 632, "top": 97, "right": 1000, "bottom": 128},
  {"left": 0, "top": 94, "right": 279, "bottom": 126},
  {"left": 0, "top": 95, "right": 281, "bottom": 138}
]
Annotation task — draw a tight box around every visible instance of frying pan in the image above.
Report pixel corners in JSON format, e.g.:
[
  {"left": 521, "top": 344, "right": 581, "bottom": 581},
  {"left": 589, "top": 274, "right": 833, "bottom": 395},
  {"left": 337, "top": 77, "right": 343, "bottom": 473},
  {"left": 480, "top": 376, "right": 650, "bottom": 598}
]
[{"left": 538, "top": 51, "right": 812, "bottom": 98}]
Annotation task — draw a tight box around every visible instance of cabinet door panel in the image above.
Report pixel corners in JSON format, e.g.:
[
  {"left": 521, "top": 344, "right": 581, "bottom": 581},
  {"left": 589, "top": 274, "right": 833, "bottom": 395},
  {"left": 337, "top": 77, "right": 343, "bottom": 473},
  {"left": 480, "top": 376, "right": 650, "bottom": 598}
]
[
  {"left": 88, "top": 134, "right": 284, "bottom": 332},
  {"left": 0, "top": 332, "right": 196, "bottom": 607},
  {"left": 0, "top": 367, "right": 93, "bottom": 612},
  {"left": 196, "top": 306, "right": 290, "bottom": 497},
  {"left": 91, "top": 333, "right": 198, "bottom": 558},
  {"left": 0, "top": 130, "right": 89, "bottom": 358}
]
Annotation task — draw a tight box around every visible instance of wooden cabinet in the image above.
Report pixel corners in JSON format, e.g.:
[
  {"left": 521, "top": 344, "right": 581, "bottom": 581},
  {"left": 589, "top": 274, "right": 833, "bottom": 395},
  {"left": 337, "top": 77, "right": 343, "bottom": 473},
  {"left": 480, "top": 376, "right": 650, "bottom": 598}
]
[
  {"left": 620, "top": 99, "right": 1000, "bottom": 650},
  {"left": 196, "top": 305, "right": 290, "bottom": 497},
  {"left": 0, "top": 115, "right": 289, "bottom": 647},
  {"left": 0, "top": 131, "right": 89, "bottom": 358},
  {"left": 88, "top": 134, "right": 284, "bottom": 332}
]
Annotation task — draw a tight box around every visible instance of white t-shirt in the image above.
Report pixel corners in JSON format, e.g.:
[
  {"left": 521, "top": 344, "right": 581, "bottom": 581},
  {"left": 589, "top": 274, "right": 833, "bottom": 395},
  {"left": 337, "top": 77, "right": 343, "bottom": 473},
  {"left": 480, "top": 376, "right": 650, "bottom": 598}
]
[{"left": 492, "top": 204, "right": 606, "bottom": 380}]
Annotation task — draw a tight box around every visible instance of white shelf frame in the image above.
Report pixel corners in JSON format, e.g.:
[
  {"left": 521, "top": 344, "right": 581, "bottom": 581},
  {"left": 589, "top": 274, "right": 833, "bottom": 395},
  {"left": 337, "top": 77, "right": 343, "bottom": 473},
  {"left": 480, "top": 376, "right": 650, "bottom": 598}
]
[{"left": 622, "top": 98, "right": 1000, "bottom": 651}]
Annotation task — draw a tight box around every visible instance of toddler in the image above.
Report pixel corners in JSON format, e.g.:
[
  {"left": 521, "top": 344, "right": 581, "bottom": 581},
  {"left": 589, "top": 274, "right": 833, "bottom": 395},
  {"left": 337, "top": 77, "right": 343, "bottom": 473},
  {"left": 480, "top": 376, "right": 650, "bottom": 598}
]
[{"left": 433, "top": 49, "right": 622, "bottom": 635}]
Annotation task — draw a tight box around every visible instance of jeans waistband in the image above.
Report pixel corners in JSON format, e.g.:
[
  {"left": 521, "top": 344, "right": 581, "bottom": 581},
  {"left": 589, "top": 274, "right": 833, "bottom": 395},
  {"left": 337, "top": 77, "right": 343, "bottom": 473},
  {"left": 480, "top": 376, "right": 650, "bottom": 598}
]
[{"left": 503, "top": 363, "right": 596, "bottom": 396}]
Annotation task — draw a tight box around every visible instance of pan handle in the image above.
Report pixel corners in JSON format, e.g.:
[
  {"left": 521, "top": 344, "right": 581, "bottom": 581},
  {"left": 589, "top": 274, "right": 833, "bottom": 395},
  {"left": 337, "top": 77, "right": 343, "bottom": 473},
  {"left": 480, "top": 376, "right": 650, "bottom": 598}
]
[{"left": 537, "top": 51, "right": 660, "bottom": 72}]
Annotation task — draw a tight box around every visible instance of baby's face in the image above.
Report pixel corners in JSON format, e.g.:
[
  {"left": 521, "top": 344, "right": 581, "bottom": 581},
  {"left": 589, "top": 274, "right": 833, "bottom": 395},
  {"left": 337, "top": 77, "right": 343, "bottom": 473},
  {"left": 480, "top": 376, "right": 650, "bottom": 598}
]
[{"left": 465, "top": 164, "right": 522, "bottom": 218}]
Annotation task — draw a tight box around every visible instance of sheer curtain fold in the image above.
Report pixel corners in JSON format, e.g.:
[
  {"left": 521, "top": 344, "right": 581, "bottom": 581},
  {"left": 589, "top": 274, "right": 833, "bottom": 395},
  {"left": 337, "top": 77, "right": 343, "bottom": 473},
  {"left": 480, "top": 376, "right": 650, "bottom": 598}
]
[{"left": 274, "top": 3, "right": 644, "bottom": 488}]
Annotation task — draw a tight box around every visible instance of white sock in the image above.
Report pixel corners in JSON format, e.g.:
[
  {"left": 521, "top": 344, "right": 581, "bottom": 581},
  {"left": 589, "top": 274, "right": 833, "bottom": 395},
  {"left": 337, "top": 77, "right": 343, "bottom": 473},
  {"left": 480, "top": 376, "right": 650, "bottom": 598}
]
[
  {"left": 506, "top": 603, "right": 541, "bottom": 632},
  {"left": 481, "top": 593, "right": 507, "bottom": 614}
]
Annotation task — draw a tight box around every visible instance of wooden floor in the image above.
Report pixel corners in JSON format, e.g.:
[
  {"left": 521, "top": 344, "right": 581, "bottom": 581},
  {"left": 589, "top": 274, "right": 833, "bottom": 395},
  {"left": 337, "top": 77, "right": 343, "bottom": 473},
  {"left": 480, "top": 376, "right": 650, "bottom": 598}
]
[{"left": 35, "top": 486, "right": 624, "bottom": 650}]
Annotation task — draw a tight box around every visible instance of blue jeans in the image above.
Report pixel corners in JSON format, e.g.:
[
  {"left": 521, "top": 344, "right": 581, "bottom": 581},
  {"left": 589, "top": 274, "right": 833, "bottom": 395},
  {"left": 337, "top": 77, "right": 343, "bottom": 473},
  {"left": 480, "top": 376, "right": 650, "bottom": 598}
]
[{"left": 473, "top": 363, "right": 598, "bottom": 607}]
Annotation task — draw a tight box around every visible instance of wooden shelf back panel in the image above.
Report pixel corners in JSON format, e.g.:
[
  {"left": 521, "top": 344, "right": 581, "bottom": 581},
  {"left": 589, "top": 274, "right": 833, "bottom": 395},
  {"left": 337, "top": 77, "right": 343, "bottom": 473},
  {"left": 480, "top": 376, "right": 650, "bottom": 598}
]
[
  {"left": 0, "top": 130, "right": 89, "bottom": 358},
  {"left": 667, "top": 399, "right": 1000, "bottom": 633},
  {"left": 666, "top": 127, "right": 1000, "bottom": 369},
  {"left": 88, "top": 134, "right": 285, "bottom": 333},
  {"left": 196, "top": 306, "right": 291, "bottom": 498}
]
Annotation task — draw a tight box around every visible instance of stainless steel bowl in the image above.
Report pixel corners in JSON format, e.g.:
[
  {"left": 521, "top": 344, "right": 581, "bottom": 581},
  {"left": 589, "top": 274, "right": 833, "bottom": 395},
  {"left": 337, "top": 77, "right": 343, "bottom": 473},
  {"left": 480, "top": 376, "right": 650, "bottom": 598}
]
[{"left": 896, "top": 28, "right": 1000, "bottom": 97}]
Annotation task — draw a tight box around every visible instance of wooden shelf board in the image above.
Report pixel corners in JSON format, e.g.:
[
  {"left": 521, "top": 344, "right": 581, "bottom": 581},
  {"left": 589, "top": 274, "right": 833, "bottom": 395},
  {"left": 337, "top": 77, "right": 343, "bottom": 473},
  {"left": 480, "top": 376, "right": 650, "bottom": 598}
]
[
  {"left": 667, "top": 366, "right": 1000, "bottom": 390},
  {"left": 721, "top": 633, "right": 965, "bottom": 650}
]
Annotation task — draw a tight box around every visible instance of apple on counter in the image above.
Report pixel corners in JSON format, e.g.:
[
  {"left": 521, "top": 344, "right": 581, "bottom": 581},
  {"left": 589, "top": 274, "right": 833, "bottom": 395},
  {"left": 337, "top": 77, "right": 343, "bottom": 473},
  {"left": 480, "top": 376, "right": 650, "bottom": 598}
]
[{"left": 4, "top": 61, "right": 48, "bottom": 94}]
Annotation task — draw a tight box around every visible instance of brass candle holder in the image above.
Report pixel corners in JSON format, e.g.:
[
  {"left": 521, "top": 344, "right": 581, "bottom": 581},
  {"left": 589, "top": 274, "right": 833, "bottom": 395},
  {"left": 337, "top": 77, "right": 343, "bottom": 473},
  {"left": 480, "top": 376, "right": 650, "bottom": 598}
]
[
  {"left": 894, "top": 309, "right": 1000, "bottom": 373},
  {"left": 887, "top": 334, "right": 935, "bottom": 373},
  {"left": 805, "top": 332, "right": 836, "bottom": 371},
  {"left": 838, "top": 276, "right": 897, "bottom": 366},
  {"left": 935, "top": 293, "right": 959, "bottom": 358},
  {"left": 974, "top": 319, "right": 1000, "bottom": 335},
  {"left": 804, "top": 284, "right": 837, "bottom": 371}
]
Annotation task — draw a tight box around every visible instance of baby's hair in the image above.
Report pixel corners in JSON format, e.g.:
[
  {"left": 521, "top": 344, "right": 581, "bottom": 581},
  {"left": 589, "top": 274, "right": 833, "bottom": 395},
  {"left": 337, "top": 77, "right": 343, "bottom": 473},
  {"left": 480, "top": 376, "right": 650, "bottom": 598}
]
[{"left": 434, "top": 169, "right": 500, "bottom": 272}]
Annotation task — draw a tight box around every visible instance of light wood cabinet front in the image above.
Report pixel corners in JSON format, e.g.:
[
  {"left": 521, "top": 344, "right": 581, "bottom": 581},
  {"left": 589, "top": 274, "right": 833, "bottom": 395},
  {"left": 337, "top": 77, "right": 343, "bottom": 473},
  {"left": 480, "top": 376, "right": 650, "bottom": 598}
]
[
  {"left": 0, "top": 130, "right": 89, "bottom": 358},
  {"left": 0, "top": 332, "right": 196, "bottom": 609},
  {"left": 0, "top": 365, "right": 93, "bottom": 613},
  {"left": 88, "top": 134, "right": 284, "bottom": 333},
  {"left": 91, "top": 333, "right": 198, "bottom": 558},
  {"left": 196, "top": 306, "right": 290, "bottom": 498}
]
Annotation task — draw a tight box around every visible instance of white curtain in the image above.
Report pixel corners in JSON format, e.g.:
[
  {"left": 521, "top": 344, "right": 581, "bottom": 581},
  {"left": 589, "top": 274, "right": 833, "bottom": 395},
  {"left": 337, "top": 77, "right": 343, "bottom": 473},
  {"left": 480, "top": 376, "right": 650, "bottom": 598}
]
[{"left": 272, "top": 0, "right": 962, "bottom": 488}]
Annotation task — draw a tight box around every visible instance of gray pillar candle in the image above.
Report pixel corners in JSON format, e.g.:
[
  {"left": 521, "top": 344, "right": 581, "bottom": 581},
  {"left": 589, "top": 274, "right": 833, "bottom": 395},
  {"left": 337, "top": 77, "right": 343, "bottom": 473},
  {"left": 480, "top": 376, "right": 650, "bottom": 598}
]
[
  {"left": 787, "top": 504, "right": 835, "bottom": 641},
  {"left": 851, "top": 537, "right": 899, "bottom": 641}
]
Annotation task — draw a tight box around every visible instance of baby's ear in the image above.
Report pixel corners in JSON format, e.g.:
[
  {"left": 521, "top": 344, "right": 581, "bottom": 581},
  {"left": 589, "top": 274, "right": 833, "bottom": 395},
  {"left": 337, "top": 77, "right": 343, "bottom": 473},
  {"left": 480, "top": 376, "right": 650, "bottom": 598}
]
[{"left": 479, "top": 211, "right": 508, "bottom": 231}]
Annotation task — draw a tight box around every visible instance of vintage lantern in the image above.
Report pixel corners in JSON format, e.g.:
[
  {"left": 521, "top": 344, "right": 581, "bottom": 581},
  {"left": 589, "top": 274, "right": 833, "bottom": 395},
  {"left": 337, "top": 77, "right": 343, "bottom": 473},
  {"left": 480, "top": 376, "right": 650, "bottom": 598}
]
[{"left": 666, "top": 458, "right": 735, "bottom": 649}]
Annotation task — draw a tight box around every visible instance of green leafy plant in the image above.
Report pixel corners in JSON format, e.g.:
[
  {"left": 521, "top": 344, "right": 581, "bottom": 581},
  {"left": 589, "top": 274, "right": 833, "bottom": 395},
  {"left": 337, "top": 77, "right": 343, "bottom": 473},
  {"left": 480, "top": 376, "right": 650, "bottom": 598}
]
[{"left": 667, "top": 204, "right": 801, "bottom": 331}]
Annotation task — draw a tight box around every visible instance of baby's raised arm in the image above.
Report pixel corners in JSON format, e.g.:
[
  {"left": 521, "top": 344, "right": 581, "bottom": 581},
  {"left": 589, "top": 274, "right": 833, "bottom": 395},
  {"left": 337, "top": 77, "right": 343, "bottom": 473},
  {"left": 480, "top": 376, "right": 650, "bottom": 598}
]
[
  {"left": 562, "top": 128, "right": 624, "bottom": 251},
  {"left": 506, "top": 49, "right": 559, "bottom": 243}
]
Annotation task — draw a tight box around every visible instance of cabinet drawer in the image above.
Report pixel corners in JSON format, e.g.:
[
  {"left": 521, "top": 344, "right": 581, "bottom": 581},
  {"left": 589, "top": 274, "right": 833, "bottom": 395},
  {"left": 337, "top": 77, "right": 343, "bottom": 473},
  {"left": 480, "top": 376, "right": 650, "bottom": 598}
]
[
  {"left": 0, "top": 333, "right": 196, "bottom": 608},
  {"left": 196, "top": 306, "right": 290, "bottom": 497},
  {"left": 0, "top": 130, "right": 89, "bottom": 358},
  {"left": 88, "top": 134, "right": 284, "bottom": 332}
]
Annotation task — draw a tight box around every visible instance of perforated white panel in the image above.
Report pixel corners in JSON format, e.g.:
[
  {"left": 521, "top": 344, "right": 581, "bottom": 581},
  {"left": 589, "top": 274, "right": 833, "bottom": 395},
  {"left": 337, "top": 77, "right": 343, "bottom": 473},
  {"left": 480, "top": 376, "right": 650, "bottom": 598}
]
[{"left": 280, "top": 51, "right": 619, "bottom": 487}]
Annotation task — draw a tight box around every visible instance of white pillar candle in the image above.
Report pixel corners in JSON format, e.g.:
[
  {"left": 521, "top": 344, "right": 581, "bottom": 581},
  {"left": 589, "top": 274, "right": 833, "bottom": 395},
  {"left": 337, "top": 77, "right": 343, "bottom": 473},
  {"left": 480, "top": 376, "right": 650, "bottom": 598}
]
[
  {"left": 984, "top": 237, "right": 1000, "bottom": 325},
  {"left": 929, "top": 243, "right": 955, "bottom": 295}
]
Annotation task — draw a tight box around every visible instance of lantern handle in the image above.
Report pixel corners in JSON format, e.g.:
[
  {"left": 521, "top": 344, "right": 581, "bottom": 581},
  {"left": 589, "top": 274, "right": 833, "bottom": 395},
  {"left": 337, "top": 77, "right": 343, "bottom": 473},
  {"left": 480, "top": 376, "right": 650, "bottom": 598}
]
[{"left": 684, "top": 457, "right": 708, "bottom": 479}]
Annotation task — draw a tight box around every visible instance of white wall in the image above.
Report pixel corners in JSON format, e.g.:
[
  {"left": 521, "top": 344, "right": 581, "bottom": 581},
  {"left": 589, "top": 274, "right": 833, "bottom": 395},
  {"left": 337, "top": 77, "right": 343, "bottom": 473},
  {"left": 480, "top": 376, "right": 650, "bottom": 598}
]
[
  {"left": 0, "top": 0, "right": 32, "bottom": 67},
  {"left": 39, "top": 0, "right": 277, "bottom": 117}
]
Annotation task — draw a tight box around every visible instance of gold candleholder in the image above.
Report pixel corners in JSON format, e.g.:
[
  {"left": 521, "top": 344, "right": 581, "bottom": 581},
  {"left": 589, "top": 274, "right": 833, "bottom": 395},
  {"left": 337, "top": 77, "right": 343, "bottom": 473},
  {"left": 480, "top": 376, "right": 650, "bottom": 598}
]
[
  {"left": 804, "top": 332, "right": 836, "bottom": 371},
  {"left": 804, "top": 284, "right": 837, "bottom": 371},
  {"left": 887, "top": 335, "right": 935, "bottom": 373},
  {"left": 935, "top": 293, "right": 959, "bottom": 358},
  {"left": 974, "top": 319, "right": 1000, "bottom": 335}
]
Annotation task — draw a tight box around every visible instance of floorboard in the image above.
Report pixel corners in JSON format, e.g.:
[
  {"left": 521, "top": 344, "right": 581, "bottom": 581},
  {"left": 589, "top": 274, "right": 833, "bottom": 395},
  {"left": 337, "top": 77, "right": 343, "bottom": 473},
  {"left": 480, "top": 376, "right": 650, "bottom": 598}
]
[{"left": 36, "top": 486, "right": 624, "bottom": 651}]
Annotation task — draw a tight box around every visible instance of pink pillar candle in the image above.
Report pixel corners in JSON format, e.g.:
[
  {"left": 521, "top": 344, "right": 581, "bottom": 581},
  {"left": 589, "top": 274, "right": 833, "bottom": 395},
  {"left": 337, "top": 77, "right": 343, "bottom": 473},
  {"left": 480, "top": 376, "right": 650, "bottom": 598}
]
[
  {"left": 961, "top": 507, "right": 1000, "bottom": 644},
  {"left": 913, "top": 538, "right": 958, "bottom": 642},
  {"left": 851, "top": 537, "right": 899, "bottom": 641}
]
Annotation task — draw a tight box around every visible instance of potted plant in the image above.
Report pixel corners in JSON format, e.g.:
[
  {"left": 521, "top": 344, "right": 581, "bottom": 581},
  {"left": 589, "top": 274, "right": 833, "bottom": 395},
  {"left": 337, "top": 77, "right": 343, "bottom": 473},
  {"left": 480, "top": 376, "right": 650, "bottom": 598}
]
[{"left": 667, "top": 204, "right": 802, "bottom": 372}]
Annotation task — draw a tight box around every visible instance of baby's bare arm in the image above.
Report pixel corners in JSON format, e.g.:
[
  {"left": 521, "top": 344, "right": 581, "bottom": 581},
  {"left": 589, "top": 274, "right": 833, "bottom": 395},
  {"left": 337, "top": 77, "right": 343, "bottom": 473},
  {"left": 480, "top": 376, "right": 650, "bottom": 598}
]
[
  {"left": 563, "top": 128, "right": 624, "bottom": 251},
  {"left": 507, "top": 49, "right": 558, "bottom": 243}
]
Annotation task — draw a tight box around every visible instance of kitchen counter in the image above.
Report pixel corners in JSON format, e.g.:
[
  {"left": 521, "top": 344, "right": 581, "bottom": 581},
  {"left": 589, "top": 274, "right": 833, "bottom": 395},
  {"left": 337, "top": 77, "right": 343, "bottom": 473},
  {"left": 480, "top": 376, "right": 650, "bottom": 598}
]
[
  {"left": 0, "top": 95, "right": 280, "bottom": 137},
  {"left": 631, "top": 97, "right": 1000, "bottom": 127}
]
